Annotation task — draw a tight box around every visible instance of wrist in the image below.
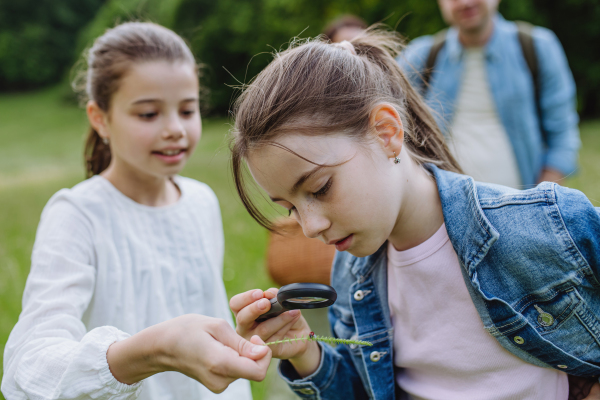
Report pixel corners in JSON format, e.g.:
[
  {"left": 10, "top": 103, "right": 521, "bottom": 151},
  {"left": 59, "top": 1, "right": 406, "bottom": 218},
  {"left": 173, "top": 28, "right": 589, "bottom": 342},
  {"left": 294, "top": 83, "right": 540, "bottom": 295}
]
[
  {"left": 106, "top": 323, "right": 169, "bottom": 384},
  {"left": 148, "top": 320, "right": 181, "bottom": 373},
  {"left": 289, "top": 341, "right": 321, "bottom": 377}
]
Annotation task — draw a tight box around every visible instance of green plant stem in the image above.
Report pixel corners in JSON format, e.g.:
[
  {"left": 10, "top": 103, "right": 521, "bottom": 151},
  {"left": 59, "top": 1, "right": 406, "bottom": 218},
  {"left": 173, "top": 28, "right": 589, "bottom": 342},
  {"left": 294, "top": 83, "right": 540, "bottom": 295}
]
[{"left": 264, "top": 334, "right": 372, "bottom": 347}]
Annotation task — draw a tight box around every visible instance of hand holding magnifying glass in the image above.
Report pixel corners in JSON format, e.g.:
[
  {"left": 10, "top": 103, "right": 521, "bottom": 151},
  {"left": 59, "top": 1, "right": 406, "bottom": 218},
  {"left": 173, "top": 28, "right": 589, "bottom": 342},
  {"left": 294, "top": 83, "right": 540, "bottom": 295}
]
[{"left": 255, "top": 283, "right": 337, "bottom": 323}]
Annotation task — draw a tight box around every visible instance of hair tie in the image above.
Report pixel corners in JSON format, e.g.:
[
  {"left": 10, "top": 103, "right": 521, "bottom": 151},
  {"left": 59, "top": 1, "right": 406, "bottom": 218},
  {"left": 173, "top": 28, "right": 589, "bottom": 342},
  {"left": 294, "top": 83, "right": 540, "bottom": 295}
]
[{"left": 336, "top": 40, "right": 357, "bottom": 55}]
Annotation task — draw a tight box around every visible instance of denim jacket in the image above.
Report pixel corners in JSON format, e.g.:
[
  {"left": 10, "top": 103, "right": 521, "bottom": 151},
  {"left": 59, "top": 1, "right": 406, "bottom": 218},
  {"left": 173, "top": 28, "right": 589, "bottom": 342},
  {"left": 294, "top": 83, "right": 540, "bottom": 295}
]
[
  {"left": 397, "top": 15, "right": 581, "bottom": 187},
  {"left": 279, "top": 165, "right": 600, "bottom": 399}
]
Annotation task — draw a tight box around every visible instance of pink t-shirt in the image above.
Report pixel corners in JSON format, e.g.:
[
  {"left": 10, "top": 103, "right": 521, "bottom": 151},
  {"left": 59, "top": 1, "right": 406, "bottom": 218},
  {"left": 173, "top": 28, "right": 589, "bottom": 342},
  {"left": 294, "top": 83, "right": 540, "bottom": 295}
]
[{"left": 387, "top": 223, "right": 568, "bottom": 400}]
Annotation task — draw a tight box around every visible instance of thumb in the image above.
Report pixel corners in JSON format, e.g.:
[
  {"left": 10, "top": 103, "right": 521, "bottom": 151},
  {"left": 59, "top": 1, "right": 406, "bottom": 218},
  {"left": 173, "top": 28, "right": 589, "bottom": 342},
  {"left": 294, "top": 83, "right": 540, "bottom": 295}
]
[
  {"left": 215, "top": 322, "right": 269, "bottom": 360},
  {"left": 240, "top": 335, "right": 270, "bottom": 360}
]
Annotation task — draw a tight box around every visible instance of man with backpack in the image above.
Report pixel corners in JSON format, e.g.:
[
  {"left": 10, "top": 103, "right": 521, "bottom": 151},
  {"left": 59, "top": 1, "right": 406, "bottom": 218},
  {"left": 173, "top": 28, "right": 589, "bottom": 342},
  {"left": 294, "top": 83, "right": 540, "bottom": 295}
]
[{"left": 398, "top": 0, "right": 580, "bottom": 188}]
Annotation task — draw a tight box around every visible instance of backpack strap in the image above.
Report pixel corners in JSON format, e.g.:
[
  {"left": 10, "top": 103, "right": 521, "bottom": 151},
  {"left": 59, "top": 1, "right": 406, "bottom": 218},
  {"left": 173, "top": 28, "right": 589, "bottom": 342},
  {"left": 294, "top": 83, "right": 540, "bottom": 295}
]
[
  {"left": 422, "top": 22, "right": 545, "bottom": 143},
  {"left": 422, "top": 28, "right": 448, "bottom": 87},
  {"left": 515, "top": 21, "right": 538, "bottom": 91},
  {"left": 515, "top": 21, "right": 545, "bottom": 143}
]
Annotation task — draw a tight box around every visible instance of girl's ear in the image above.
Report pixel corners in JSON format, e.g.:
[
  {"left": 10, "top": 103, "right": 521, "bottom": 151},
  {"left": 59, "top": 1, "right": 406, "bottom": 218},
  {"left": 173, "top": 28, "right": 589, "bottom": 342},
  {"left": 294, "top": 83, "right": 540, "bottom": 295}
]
[
  {"left": 369, "top": 103, "right": 404, "bottom": 160},
  {"left": 86, "top": 100, "right": 109, "bottom": 139}
]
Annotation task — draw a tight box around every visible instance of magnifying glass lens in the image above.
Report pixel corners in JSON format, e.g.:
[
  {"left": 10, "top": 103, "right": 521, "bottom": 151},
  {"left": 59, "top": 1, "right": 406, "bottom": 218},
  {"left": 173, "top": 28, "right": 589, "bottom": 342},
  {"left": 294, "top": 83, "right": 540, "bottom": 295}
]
[{"left": 284, "top": 296, "right": 329, "bottom": 304}]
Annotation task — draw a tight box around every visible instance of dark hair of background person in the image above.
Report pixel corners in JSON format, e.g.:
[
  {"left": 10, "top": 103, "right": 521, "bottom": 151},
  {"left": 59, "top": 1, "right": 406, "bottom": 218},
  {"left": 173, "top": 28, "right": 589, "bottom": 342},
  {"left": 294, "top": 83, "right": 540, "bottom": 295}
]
[
  {"left": 72, "top": 22, "right": 197, "bottom": 178},
  {"left": 322, "top": 15, "right": 368, "bottom": 43},
  {"left": 230, "top": 26, "right": 462, "bottom": 231}
]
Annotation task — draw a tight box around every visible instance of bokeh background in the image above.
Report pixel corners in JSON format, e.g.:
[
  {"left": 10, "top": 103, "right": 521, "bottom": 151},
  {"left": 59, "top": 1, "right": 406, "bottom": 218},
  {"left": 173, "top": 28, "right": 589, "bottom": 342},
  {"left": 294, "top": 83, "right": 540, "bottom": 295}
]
[{"left": 1, "top": 1, "right": 599, "bottom": 398}]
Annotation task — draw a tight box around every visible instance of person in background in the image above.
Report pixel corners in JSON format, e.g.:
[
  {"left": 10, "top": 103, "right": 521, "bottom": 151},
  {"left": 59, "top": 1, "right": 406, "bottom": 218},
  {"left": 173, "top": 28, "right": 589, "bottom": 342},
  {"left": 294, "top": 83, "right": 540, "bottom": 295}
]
[
  {"left": 1, "top": 22, "right": 270, "bottom": 400},
  {"left": 323, "top": 15, "right": 367, "bottom": 43},
  {"left": 398, "top": 0, "right": 580, "bottom": 188}
]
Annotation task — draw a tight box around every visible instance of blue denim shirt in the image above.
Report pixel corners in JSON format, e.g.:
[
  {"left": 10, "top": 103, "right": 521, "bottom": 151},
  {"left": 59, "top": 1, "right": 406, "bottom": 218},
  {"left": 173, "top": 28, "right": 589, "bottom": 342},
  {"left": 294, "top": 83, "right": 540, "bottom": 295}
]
[
  {"left": 397, "top": 15, "right": 581, "bottom": 187},
  {"left": 279, "top": 165, "right": 600, "bottom": 399}
]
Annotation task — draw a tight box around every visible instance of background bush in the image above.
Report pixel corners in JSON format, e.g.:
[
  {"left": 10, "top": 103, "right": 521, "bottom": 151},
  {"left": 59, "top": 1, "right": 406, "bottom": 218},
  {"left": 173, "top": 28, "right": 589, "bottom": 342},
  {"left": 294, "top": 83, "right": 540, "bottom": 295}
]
[
  {"left": 1, "top": 0, "right": 599, "bottom": 117},
  {"left": 0, "top": 0, "right": 104, "bottom": 91}
]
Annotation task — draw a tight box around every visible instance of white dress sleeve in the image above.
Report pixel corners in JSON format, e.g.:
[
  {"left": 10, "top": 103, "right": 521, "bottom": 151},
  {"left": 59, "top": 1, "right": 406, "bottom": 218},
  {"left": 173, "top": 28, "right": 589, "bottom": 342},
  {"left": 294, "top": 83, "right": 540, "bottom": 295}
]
[{"left": 1, "top": 195, "right": 143, "bottom": 400}]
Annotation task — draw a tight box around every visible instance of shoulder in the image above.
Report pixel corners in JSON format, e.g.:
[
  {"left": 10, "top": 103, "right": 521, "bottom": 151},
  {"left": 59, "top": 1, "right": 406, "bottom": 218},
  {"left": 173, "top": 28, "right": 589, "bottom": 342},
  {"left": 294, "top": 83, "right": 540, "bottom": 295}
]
[
  {"left": 552, "top": 184, "right": 600, "bottom": 232},
  {"left": 42, "top": 177, "right": 108, "bottom": 221},
  {"left": 177, "top": 176, "right": 219, "bottom": 209},
  {"left": 502, "top": 18, "right": 565, "bottom": 56},
  {"left": 477, "top": 181, "right": 600, "bottom": 255},
  {"left": 528, "top": 25, "right": 563, "bottom": 48},
  {"left": 397, "top": 34, "right": 435, "bottom": 70}
]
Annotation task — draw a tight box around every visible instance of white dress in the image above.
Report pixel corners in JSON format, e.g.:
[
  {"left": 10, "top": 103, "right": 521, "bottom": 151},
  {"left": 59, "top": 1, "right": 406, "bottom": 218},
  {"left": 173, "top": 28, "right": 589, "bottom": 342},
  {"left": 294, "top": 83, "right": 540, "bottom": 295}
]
[{"left": 1, "top": 175, "right": 251, "bottom": 400}]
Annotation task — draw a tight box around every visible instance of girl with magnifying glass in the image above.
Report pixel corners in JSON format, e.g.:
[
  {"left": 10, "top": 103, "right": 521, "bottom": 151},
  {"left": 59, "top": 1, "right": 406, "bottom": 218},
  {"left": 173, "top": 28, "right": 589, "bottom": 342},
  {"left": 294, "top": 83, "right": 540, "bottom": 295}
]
[{"left": 229, "top": 28, "right": 600, "bottom": 400}]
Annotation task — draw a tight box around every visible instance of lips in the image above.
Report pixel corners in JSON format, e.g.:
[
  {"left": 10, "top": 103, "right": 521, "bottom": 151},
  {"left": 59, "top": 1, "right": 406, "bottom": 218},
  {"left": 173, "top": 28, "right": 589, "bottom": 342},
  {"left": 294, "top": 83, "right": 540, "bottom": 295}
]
[
  {"left": 152, "top": 148, "right": 187, "bottom": 164},
  {"left": 330, "top": 234, "right": 353, "bottom": 252},
  {"left": 153, "top": 148, "right": 186, "bottom": 156}
]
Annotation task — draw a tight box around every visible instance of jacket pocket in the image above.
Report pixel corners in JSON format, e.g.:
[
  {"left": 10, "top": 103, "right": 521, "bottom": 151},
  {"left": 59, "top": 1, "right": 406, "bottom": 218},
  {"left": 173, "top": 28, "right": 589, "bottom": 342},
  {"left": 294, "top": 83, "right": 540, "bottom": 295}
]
[{"left": 518, "top": 287, "right": 600, "bottom": 362}]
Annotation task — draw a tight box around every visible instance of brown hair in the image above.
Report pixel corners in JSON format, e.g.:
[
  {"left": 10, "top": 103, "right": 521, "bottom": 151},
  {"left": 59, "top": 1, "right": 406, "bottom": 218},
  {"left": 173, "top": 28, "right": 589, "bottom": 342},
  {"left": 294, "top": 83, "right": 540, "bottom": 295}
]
[
  {"left": 231, "top": 25, "right": 462, "bottom": 230},
  {"left": 74, "top": 22, "right": 196, "bottom": 178}
]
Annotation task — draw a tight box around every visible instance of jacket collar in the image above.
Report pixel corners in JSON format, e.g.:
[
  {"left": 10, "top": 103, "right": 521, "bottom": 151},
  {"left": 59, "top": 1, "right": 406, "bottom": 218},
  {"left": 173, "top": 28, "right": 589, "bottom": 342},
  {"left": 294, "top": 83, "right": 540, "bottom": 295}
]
[
  {"left": 350, "top": 165, "right": 499, "bottom": 280},
  {"left": 429, "top": 164, "right": 499, "bottom": 277}
]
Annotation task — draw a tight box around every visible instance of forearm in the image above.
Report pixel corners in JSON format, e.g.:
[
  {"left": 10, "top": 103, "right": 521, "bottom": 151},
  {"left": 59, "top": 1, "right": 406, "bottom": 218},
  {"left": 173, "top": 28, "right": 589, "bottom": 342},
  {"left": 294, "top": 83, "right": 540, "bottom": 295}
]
[{"left": 107, "top": 321, "right": 173, "bottom": 384}]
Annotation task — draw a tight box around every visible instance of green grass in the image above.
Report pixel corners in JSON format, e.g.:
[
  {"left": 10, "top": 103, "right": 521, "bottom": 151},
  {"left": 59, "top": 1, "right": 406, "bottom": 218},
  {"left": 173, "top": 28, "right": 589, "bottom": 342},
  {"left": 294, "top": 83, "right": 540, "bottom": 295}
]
[{"left": 0, "top": 86, "right": 599, "bottom": 398}]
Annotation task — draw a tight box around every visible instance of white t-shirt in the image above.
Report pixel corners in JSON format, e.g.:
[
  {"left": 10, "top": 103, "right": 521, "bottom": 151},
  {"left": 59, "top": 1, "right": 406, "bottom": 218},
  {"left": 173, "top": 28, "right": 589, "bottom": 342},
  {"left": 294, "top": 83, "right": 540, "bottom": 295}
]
[
  {"left": 449, "top": 48, "right": 523, "bottom": 189},
  {"left": 387, "top": 223, "right": 568, "bottom": 400},
  {"left": 2, "top": 175, "right": 251, "bottom": 400}
]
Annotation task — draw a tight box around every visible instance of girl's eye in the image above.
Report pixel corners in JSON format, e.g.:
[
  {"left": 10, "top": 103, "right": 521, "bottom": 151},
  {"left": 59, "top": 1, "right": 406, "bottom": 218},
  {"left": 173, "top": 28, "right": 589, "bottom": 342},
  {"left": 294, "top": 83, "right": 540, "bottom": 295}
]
[
  {"left": 139, "top": 112, "right": 158, "bottom": 120},
  {"left": 288, "top": 206, "right": 296, "bottom": 217},
  {"left": 181, "top": 109, "right": 195, "bottom": 117},
  {"left": 312, "top": 178, "right": 332, "bottom": 198}
]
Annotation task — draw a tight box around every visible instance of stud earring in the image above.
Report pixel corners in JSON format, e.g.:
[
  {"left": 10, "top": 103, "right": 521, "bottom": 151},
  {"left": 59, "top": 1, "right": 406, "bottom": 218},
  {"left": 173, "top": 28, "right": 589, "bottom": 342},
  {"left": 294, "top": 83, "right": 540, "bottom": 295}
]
[
  {"left": 393, "top": 151, "right": 401, "bottom": 164},
  {"left": 102, "top": 137, "right": 109, "bottom": 145}
]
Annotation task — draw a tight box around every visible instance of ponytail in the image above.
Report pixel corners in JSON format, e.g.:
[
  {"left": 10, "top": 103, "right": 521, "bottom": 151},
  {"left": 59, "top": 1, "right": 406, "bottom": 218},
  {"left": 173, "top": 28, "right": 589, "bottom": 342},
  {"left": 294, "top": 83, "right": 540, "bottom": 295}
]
[
  {"left": 231, "top": 25, "right": 461, "bottom": 230},
  {"left": 351, "top": 28, "right": 462, "bottom": 173},
  {"left": 84, "top": 127, "right": 111, "bottom": 178}
]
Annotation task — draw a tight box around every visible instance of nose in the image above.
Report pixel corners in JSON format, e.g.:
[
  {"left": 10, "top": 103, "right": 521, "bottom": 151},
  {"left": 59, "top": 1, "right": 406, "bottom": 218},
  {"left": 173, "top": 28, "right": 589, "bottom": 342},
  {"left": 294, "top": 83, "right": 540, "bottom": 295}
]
[
  {"left": 299, "top": 209, "right": 331, "bottom": 240},
  {"left": 163, "top": 111, "right": 186, "bottom": 140}
]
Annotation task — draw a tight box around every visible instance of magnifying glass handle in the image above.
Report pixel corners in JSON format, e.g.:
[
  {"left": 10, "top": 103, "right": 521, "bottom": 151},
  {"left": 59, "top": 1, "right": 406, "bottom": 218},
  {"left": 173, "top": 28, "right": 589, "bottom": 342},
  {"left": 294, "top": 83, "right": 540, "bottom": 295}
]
[{"left": 255, "top": 298, "right": 286, "bottom": 323}]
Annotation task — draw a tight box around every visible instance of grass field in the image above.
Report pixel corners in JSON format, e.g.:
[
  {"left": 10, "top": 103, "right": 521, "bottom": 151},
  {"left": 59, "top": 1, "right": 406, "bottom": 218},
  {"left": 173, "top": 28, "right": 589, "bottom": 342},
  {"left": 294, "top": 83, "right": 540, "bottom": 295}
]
[{"left": 0, "top": 86, "right": 599, "bottom": 398}]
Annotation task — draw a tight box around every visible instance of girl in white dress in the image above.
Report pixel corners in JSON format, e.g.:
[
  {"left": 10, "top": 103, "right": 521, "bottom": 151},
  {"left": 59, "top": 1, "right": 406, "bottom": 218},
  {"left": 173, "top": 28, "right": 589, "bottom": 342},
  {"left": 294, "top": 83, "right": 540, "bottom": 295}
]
[{"left": 2, "top": 22, "right": 270, "bottom": 400}]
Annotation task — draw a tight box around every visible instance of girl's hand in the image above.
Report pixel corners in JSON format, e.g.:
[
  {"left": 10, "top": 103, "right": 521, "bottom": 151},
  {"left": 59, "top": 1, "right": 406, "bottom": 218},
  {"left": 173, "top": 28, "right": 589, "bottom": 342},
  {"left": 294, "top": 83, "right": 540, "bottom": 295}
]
[
  {"left": 107, "top": 314, "right": 271, "bottom": 393},
  {"left": 583, "top": 383, "right": 600, "bottom": 399},
  {"left": 230, "top": 288, "right": 321, "bottom": 376},
  {"left": 568, "top": 375, "right": 600, "bottom": 400}
]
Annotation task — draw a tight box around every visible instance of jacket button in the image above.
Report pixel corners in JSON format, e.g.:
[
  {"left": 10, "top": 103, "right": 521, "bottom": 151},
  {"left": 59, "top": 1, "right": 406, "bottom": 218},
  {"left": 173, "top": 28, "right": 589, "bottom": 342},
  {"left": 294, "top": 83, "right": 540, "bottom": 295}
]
[
  {"left": 557, "top": 365, "right": 568, "bottom": 369},
  {"left": 354, "top": 290, "right": 364, "bottom": 301},
  {"left": 297, "top": 388, "right": 315, "bottom": 395},
  {"left": 370, "top": 351, "right": 381, "bottom": 362},
  {"left": 513, "top": 336, "right": 525, "bottom": 345}
]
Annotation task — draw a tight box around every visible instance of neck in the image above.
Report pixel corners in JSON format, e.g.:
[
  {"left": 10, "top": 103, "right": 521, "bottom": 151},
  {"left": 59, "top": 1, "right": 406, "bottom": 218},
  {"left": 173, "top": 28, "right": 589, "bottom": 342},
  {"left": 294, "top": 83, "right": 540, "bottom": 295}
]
[
  {"left": 388, "top": 159, "right": 444, "bottom": 251},
  {"left": 101, "top": 161, "right": 180, "bottom": 207},
  {"left": 458, "top": 16, "right": 495, "bottom": 48}
]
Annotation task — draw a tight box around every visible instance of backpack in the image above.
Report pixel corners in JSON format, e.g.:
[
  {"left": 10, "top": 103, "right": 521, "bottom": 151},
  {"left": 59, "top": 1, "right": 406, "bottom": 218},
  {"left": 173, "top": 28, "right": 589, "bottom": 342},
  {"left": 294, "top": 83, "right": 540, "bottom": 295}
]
[{"left": 422, "top": 21, "right": 545, "bottom": 142}]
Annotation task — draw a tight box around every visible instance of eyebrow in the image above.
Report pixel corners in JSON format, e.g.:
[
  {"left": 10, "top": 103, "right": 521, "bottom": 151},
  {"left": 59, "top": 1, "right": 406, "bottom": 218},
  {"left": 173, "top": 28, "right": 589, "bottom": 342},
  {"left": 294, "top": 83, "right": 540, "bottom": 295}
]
[
  {"left": 131, "top": 97, "right": 198, "bottom": 105},
  {"left": 269, "top": 165, "right": 324, "bottom": 202}
]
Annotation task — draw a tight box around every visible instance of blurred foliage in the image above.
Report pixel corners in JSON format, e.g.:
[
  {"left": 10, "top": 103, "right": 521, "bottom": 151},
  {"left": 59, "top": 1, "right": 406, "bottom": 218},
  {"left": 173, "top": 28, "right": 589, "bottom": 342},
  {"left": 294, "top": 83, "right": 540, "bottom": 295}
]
[
  {"left": 173, "top": 0, "right": 445, "bottom": 114},
  {"left": 74, "top": 0, "right": 186, "bottom": 56},
  {"left": 1, "top": 0, "right": 599, "bottom": 116},
  {"left": 500, "top": 0, "right": 600, "bottom": 119},
  {"left": 0, "top": 0, "right": 104, "bottom": 91}
]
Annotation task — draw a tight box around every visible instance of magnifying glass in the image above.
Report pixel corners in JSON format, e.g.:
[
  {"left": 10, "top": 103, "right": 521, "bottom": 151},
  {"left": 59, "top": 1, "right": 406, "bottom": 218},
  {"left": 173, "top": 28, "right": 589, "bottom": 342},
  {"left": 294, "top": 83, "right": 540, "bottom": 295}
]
[{"left": 255, "top": 283, "right": 337, "bottom": 323}]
